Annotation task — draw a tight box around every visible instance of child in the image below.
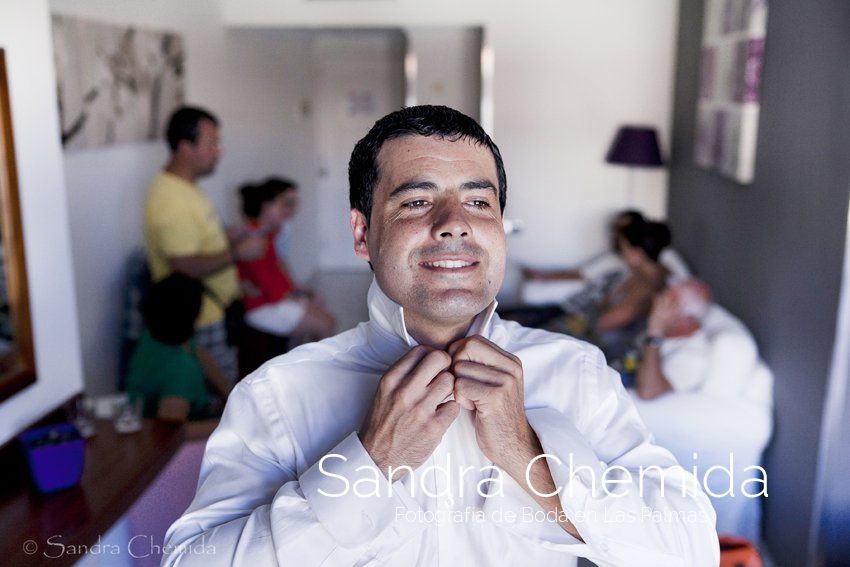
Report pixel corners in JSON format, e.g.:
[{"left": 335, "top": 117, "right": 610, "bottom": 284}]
[
  {"left": 126, "top": 273, "right": 231, "bottom": 436},
  {"left": 236, "top": 178, "right": 335, "bottom": 341}
]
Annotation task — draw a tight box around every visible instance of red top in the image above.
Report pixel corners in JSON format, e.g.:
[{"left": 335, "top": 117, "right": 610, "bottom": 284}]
[{"left": 236, "top": 228, "right": 295, "bottom": 311}]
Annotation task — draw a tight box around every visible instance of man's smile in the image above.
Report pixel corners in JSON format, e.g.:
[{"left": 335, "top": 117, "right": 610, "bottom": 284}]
[{"left": 419, "top": 256, "right": 480, "bottom": 273}]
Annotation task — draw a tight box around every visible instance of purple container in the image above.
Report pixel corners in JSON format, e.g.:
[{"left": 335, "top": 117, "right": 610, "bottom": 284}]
[{"left": 19, "top": 423, "right": 85, "bottom": 493}]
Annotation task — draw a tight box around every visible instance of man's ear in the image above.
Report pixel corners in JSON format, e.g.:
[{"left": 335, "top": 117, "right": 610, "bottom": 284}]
[
  {"left": 175, "top": 139, "right": 194, "bottom": 159},
  {"left": 350, "top": 209, "right": 370, "bottom": 262}
]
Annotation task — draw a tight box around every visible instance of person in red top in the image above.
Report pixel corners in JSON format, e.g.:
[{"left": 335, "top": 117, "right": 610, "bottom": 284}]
[{"left": 236, "top": 178, "right": 335, "bottom": 341}]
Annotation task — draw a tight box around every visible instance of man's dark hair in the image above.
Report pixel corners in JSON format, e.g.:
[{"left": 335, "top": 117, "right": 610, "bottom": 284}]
[
  {"left": 165, "top": 106, "right": 219, "bottom": 151},
  {"left": 620, "top": 220, "right": 672, "bottom": 262},
  {"left": 239, "top": 177, "right": 297, "bottom": 219},
  {"left": 141, "top": 273, "right": 203, "bottom": 346},
  {"left": 348, "top": 105, "right": 507, "bottom": 224}
]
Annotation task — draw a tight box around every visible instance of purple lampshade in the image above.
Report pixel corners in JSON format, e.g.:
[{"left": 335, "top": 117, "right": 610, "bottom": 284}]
[{"left": 605, "top": 126, "right": 664, "bottom": 167}]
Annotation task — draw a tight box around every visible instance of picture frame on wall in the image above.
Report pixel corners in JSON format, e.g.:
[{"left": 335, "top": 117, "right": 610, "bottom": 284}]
[
  {"left": 0, "top": 49, "right": 38, "bottom": 402},
  {"left": 694, "top": 0, "right": 767, "bottom": 184},
  {"left": 51, "top": 15, "right": 185, "bottom": 150}
]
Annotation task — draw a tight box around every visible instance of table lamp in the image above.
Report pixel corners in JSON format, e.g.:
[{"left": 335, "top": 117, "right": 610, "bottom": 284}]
[{"left": 605, "top": 126, "right": 664, "bottom": 206}]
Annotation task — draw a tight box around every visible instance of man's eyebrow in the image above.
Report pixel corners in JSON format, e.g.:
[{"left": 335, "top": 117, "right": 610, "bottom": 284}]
[
  {"left": 388, "top": 180, "right": 438, "bottom": 198},
  {"left": 388, "top": 179, "right": 498, "bottom": 198},
  {"left": 460, "top": 179, "right": 498, "bottom": 195}
]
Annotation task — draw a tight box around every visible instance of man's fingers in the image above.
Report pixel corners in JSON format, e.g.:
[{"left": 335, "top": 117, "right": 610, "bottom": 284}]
[
  {"left": 448, "top": 335, "right": 520, "bottom": 374},
  {"left": 452, "top": 360, "right": 509, "bottom": 386},
  {"left": 454, "top": 376, "right": 497, "bottom": 411},
  {"left": 383, "top": 345, "right": 433, "bottom": 388},
  {"left": 455, "top": 394, "right": 475, "bottom": 411},
  {"left": 405, "top": 349, "right": 452, "bottom": 393},
  {"left": 423, "top": 371, "right": 455, "bottom": 407},
  {"left": 434, "top": 399, "right": 460, "bottom": 427},
  {"left": 448, "top": 335, "right": 509, "bottom": 359}
]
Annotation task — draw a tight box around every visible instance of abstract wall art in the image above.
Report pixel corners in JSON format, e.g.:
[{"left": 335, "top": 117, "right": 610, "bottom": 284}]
[
  {"left": 694, "top": 0, "right": 767, "bottom": 184},
  {"left": 52, "top": 15, "right": 185, "bottom": 150}
]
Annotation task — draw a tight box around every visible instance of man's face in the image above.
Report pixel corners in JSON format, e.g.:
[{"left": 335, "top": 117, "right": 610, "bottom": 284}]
[
  {"left": 352, "top": 135, "right": 506, "bottom": 326},
  {"left": 189, "top": 119, "right": 221, "bottom": 177},
  {"left": 666, "top": 283, "right": 711, "bottom": 338}
]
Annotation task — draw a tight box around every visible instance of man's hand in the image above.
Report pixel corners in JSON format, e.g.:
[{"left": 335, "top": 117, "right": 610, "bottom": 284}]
[
  {"left": 232, "top": 234, "right": 266, "bottom": 262},
  {"left": 448, "top": 336, "right": 537, "bottom": 480},
  {"left": 449, "top": 335, "right": 584, "bottom": 540},
  {"left": 647, "top": 289, "right": 679, "bottom": 338},
  {"left": 359, "top": 346, "right": 460, "bottom": 478},
  {"left": 240, "top": 279, "right": 263, "bottom": 298}
]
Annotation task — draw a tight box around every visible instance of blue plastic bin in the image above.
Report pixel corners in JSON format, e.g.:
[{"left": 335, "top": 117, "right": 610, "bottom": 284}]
[{"left": 19, "top": 423, "right": 85, "bottom": 493}]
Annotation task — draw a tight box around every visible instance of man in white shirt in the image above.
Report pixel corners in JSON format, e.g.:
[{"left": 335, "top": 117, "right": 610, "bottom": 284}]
[
  {"left": 164, "top": 105, "right": 719, "bottom": 566},
  {"left": 635, "top": 280, "right": 714, "bottom": 399}
]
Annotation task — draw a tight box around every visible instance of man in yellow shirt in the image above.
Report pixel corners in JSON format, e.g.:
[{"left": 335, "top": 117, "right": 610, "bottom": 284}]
[{"left": 144, "top": 106, "right": 264, "bottom": 384}]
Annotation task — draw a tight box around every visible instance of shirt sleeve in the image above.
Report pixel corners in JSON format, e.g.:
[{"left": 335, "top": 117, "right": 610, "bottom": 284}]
[
  {"left": 484, "top": 344, "right": 719, "bottom": 567},
  {"left": 162, "top": 380, "right": 428, "bottom": 566},
  {"left": 661, "top": 334, "right": 711, "bottom": 393}
]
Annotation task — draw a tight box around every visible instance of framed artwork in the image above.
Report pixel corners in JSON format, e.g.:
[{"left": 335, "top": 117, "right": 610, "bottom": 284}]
[
  {"left": 694, "top": 0, "right": 767, "bottom": 184},
  {"left": 51, "top": 15, "right": 185, "bottom": 150},
  {"left": 0, "top": 49, "right": 37, "bottom": 402}
]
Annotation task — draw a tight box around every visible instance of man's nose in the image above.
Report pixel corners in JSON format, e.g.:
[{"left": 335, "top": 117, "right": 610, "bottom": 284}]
[{"left": 431, "top": 200, "right": 471, "bottom": 239}]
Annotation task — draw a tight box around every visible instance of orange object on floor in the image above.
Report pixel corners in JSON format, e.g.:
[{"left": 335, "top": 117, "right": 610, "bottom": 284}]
[{"left": 719, "top": 535, "right": 764, "bottom": 567}]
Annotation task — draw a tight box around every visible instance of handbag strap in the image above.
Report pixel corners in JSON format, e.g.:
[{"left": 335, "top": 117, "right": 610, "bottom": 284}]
[{"left": 202, "top": 284, "right": 229, "bottom": 310}]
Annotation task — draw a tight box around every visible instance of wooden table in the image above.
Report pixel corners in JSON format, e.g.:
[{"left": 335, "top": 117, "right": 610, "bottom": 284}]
[{"left": 0, "top": 419, "right": 184, "bottom": 566}]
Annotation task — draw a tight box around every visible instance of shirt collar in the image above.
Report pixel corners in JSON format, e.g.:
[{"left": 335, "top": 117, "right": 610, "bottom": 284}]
[
  {"left": 366, "top": 277, "right": 499, "bottom": 347},
  {"left": 160, "top": 170, "right": 199, "bottom": 191}
]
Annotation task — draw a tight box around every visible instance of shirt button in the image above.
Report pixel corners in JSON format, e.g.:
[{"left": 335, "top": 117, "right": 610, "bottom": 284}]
[{"left": 444, "top": 497, "right": 455, "bottom": 508}]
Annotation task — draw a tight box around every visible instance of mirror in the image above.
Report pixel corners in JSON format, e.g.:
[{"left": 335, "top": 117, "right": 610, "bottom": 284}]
[{"left": 0, "top": 48, "right": 36, "bottom": 401}]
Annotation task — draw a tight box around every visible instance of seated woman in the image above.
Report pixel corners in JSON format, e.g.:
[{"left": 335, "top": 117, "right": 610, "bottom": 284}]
[
  {"left": 236, "top": 178, "right": 335, "bottom": 342},
  {"left": 522, "top": 209, "right": 691, "bottom": 285},
  {"left": 126, "top": 273, "right": 232, "bottom": 438},
  {"left": 591, "top": 220, "right": 672, "bottom": 359}
]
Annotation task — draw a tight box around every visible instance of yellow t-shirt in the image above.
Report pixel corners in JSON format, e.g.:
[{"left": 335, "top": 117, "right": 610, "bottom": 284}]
[{"left": 144, "top": 172, "right": 238, "bottom": 328}]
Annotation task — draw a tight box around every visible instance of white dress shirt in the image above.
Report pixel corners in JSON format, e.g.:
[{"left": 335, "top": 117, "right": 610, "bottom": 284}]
[
  {"left": 660, "top": 330, "right": 712, "bottom": 393},
  {"left": 163, "top": 279, "right": 719, "bottom": 566}
]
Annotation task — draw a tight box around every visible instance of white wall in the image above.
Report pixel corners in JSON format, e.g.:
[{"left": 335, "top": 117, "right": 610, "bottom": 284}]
[
  {"left": 0, "top": 0, "right": 84, "bottom": 446},
  {"left": 49, "top": 0, "right": 318, "bottom": 394},
  {"left": 407, "top": 27, "right": 482, "bottom": 120},
  {"left": 29, "top": 0, "right": 679, "bottom": 394},
  {"left": 223, "top": 0, "right": 679, "bottom": 301},
  {"left": 312, "top": 29, "right": 406, "bottom": 270},
  {"left": 308, "top": 27, "right": 481, "bottom": 271}
]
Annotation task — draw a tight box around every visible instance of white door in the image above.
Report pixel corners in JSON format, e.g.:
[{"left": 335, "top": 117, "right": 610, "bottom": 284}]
[{"left": 312, "top": 29, "right": 406, "bottom": 270}]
